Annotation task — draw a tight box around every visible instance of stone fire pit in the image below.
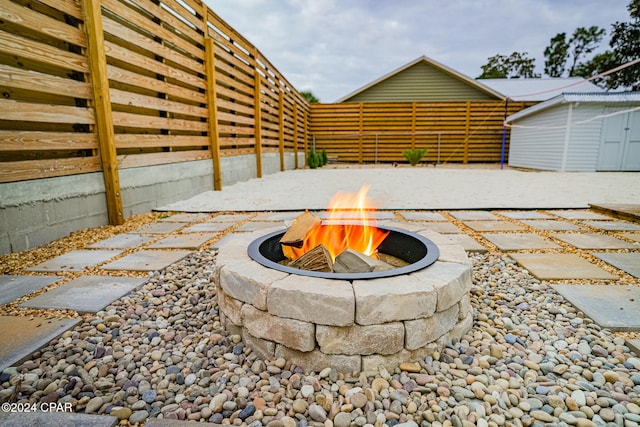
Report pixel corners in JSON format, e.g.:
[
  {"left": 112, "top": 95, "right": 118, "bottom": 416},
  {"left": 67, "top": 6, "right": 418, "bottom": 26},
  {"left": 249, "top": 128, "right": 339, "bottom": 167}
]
[{"left": 214, "top": 225, "right": 473, "bottom": 373}]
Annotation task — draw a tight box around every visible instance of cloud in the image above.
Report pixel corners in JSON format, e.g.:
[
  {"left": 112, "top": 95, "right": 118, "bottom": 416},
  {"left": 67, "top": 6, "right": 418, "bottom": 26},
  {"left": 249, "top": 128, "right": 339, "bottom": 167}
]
[{"left": 205, "top": 0, "right": 631, "bottom": 102}]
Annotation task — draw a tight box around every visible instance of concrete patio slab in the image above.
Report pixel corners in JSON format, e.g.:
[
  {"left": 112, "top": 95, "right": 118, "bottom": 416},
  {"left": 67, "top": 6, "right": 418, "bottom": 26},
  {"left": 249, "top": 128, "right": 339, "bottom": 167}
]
[
  {"left": 254, "top": 211, "right": 303, "bottom": 221},
  {"left": 135, "top": 222, "right": 185, "bottom": 234},
  {"left": 510, "top": 253, "right": 617, "bottom": 280},
  {"left": 182, "top": 221, "right": 236, "bottom": 232},
  {"left": 0, "top": 315, "right": 80, "bottom": 371},
  {"left": 415, "top": 222, "right": 461, "bottom": 234},
  {"left": 401, "top": 212, "right": 447, "bottom": 221},
  {"left": 19, "top": 275, "right": 147, "bottom": 313},
  {"left": 551, "top": 233, "right": 639, "bottom": 249},
  {"left": 446, "top": 234, "right": 488, "bottom": 253},
  {"left": 101, "top": 250, "right": 192, "bottom": 271},
  {"left": 620, "top": 232, "right": 640, "bottom": 243},
  {"left": 582, "top": 220, "right": 640, "bottom": 231},
  {"left": 87, "top": 233, "right": 155, "bottom": 249},
  {"left": 482, "top": 233, "right": 560, "bottom": 251},
  {"left": 27, "top": 250, "right": 122, "bottom": 272},
  {"left": 590, "top": 203, "right": 640, "bottom": 223},
  {"left": 235, "top": 222, "right": 285, "bottom": 232},
  {"left": 463, "top": 220, "right": 526, "bottom": 232},
  {"left": 0, "top": 275, "right": 63, "bottom": 306},
  {"left": 148, "top": 233, "right": 218, "bottom": 249},
  {"left": 547, "top": 209, "right": 611, "bottom": 220},
  {"left": 593, "top": 252, "right": 640, "bottom": 278},
  {"left": 449, "top": 211, "right": 499, "bottom": 220},
  {"left": 315, "top": 211, "right": 397, "bottom": 220},
  {"left": 627, "top": 339, "right": 640, "bottom": 356},
  {"left": 553, "top": 284, "right": 640, "bottom": 331},
  {"left": 520, "top": 219, "right": 583, "bottom": 231},
  {"left": 158, "top": 213, "right": 209, "bottom": 222},
  {"left": 0, "top": 411, "right": 118, "bottom": 427},
  {"left": 500, "top": 211, "right": 551, "bottom": 219}
]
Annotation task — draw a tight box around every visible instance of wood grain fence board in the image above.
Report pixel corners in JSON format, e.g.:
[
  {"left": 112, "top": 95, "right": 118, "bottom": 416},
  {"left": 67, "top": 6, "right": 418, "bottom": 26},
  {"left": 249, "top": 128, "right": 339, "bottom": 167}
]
[
  {"left": 142, "top": 0, "right": 205, "bottom": 42},
  {"left": 107, "top": 65, "right": 206, "bottom": 104},
  {"left": 114, "top": 134, "right": 209, "bottom": 148},
  {"left": 0, "top": 63, "right": 92, "bottom": 99},
  {"left": 111, "top": 111, "right": 209, "bottom": 132},
  {"left": 0, "top": 29, "right": 89, "bottom": 72},
  {"left": 1, "top": 0, "right": 86, "bottom": 47},
  {"left": 109, "top": 88, "right": 208, "bottom": 118},
  {"left": 0, "top": 98, "right": 94, "bottom": 124},
  {"left": 0, "top": 157, "right": 102, "bottom": 183},
  {"left": 36, "top": 0, "right": 84, "bottom": 21},
  {"left": 118, "top": 150, "right": 211, "bottom": 169},
  {"left": 0, "top": 130, "right": 97, "bottom": 151}
]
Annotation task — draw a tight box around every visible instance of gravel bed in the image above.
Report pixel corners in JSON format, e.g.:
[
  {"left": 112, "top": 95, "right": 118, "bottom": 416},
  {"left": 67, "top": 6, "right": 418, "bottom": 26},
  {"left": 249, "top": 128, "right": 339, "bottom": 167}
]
[{"left": 1, "top": 248, "right": 639, "bottom": 427}]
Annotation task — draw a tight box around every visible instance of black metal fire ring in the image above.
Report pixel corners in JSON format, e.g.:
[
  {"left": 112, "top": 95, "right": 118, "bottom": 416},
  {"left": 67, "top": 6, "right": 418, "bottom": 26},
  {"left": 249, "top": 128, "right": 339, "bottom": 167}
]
[{"left": 247, "top": 225, "right": 440, "bottom": 280}]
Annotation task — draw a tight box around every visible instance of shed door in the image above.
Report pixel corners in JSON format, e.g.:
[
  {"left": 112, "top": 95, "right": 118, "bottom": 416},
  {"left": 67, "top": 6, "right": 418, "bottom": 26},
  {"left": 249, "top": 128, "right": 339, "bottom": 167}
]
[{"left": 597, "top": 109, "right": 640, "bottom": 171}]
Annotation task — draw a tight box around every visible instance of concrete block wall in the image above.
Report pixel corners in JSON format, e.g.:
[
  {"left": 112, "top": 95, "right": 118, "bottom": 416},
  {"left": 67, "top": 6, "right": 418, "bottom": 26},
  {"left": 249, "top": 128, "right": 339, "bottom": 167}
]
[{"left": 0, "top": 153, "right": 304, "bottom": 254}]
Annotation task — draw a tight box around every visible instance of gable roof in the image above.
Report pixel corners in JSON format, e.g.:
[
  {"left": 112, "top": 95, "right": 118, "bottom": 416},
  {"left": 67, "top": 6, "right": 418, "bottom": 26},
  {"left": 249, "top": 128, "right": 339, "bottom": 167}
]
[
  {"left": 478, "top": 77, "right": 605, "bottom": 102},
  {"left": 506, "top": 91, "right": 640, "bottom": 122},
  {"left": 336, "top": 55, "right": 505, "bottom": 102}
]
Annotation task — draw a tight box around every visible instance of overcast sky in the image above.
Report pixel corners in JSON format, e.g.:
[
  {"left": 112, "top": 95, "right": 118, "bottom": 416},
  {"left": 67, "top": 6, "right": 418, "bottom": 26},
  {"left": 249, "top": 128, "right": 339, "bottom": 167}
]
[{"left": 204, "top": 1, "right": 632, "bottom": 102}]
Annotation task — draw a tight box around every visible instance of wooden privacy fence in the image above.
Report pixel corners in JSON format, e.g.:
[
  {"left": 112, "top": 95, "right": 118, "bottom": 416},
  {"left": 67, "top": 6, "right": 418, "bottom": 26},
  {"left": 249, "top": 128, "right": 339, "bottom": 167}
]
[
  {"left": 0, "top": 0, "right": 310, "bottom": 223},
  {"left": 310, "top": 101, "right": 532, "bottom": 164}
]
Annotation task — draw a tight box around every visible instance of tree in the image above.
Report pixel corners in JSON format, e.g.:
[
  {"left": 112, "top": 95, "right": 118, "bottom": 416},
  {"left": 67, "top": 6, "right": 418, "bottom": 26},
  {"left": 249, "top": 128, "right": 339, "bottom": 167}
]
[
  {"left": 543, "top": 26, "right": 606, "bottom": 77},
  {"left": 604, "top": 0, "right": 640, "bottom": 90},
  {"left": 301, "top": 90, "right": 319, "bottom": 103},
  {"left": 478, "top": 52, "right": 539, "bottom": 79}
]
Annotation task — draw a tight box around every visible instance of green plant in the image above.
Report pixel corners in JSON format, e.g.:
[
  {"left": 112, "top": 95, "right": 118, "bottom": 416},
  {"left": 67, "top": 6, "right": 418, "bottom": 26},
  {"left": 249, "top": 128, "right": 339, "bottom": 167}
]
[
  {"left": 307, "top": 149, "right": 320, "bottom": 168},
  {"left": 320, "top": 149, "right": 328, "bottom": 166},
  {"left": 402, "top": 147, "right": 429, "bottom": 166}
]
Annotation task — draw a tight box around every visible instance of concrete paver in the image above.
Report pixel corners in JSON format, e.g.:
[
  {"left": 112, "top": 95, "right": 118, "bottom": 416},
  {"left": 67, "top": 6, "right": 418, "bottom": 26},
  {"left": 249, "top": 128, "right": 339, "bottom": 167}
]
[
  {"left": 101, "top": 250, "right": 192, "bottom": 271},
  {"left": 182, "top": 222, "right": 236, "bottom": 233},
  {"left": 547, "top": 209, "right": 612, "bottom": 220},
  {"left": 135, "top": 222, "right": 185, "bottom": 234},
  {"left": 510, "top": 253, "right": 617, "bottom": 280},
  {"left": 620, "top": 232, "right": 640, "bottom": 243},
  {"left": 499, "top": 211, "right": 551, "bottom": 219},
  {"left": 27, "top": 250, "right": 123, "bottom": 272},
  {"left": 19, "top": 275, "right": 148, "bottom": 313},
  {"left": 0, "top": 315, "right": 80, "bottom": 371},
  {"left": 481, "top": 233, "right": 560, "bottom": 251},
  {"left": 0, "top": 275, "right": 62, "bottom": 306},
  {"left": 551, "top": 232, "right": 639, "bottom": 249},
  {"left": 209, "top": 213, "right": 254, "bottom": 222},
  {"left": 463, "top": 220, "right": 526, "bottom": 232},
  {"left": 401, "top": 212, "right": 447, "bottom": 221},
  {"left": 87, "top": 233, "right": 155, "bottom": 249},
  {"left": 553, "top": 284, "right": 640, "bottom": 331},
  {"left": 593, "top": 252, "right": 640, "bottom": 278},
  {"left": 413, "top": 222, "right": 461, "bottom": 234},
  {"left": 446, "top": 234, "right": 487, "bottom": 253},
  {"left": 159, "top": 213, "right": 209, "bottom": 222},
  {"left": 449, "top": 211, "right": 499, "bottom": 220},
  {"left": 582, "top": 220, "right": 640, "bottom": 231},
  {"left": 148, "top": 233, "right": 218, "bottom": 249},
  {"left": 520, "top": 219, "right": 583, "bottom": 231}
]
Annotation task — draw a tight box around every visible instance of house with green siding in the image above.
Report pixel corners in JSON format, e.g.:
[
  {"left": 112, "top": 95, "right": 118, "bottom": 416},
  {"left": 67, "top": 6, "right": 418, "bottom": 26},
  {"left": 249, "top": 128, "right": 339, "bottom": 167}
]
[{"left": 337, "top": 56, "right": 504, "bottom": 102}]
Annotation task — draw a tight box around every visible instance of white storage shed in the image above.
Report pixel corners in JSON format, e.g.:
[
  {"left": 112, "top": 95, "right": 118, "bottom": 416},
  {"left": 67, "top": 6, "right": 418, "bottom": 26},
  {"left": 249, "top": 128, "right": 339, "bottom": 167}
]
[{"left": 506, "top": 92, "right": 640, "bottom": 171}]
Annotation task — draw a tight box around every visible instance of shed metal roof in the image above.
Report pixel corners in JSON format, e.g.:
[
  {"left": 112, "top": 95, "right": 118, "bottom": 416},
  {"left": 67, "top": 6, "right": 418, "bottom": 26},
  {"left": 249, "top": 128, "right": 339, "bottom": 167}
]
[
  {"left": 478, "top": 78, "right": 604, "bottom": 102},
  {"left": 506, "top": 91, "right": 640, "bottom": 122}
]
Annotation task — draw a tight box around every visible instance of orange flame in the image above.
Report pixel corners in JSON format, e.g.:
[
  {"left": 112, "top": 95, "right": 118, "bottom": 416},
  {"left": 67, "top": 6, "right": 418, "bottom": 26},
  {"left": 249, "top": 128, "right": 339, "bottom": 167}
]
[{"left": 283, "top": 186, "right": 389, "bottom": 261}]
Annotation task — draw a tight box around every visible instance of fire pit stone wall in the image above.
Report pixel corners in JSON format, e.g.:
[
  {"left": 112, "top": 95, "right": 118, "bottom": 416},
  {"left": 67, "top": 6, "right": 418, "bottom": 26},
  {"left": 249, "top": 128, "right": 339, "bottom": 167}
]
[{"left": 214, "top": 226, "right": 473, "bottom": 373}]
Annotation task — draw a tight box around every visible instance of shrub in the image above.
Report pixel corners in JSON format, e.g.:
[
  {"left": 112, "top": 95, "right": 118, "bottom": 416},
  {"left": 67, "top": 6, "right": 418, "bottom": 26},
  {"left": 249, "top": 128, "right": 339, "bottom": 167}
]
[
  {"left": 307, "top": 150, "right": 320, "bottom": 168},
  {"left": 402, "top": 147, "right": 428, "bottom": 166},
  {"left": 320, "top": 149, "right": 328, "bottom": 166}
]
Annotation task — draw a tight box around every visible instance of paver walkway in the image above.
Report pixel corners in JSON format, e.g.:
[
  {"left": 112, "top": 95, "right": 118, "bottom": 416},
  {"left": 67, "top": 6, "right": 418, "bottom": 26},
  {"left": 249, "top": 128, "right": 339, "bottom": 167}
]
[{"left": 0, "top": 205, "right": 638, "bottom": 425}]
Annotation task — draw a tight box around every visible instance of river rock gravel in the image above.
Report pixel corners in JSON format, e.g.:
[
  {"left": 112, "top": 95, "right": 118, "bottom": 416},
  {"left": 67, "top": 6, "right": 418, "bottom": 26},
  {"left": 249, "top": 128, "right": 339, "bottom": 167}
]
[{"left": 1, "top": 249, "right": 639, "bottom": 427}]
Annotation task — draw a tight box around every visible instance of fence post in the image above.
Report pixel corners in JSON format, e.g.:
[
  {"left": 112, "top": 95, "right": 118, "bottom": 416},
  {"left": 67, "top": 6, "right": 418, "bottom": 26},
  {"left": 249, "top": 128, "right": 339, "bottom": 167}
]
[
  {"left": 303, "top": 110, "right": 308, "bottom": 166},
  {"left": 82, "top": 0, "right": 123, "bottom": 225},
  {"left": 293, "top": 103, "right": 299, "bottom": 168},
  {"left": 278, "top": 90, "right": 285, "bottom": 171},
  {"left": 358, "top": 103, "right": 364, "bottom": 163},
  {"left": 463, "top": 101, "right": 471, "bottom": 163},
  {"left": 253, "top": 71, "right": 263, "bottom": 178},
  {"left": 204, "top": 37, "right": 222, "bottom": 190}
]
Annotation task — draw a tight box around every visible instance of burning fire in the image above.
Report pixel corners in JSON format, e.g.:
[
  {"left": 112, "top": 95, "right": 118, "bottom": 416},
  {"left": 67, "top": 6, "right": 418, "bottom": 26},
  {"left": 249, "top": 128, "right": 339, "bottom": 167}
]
[{"left": 283, "top": 186, "right": 389, "bottom": 261}]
